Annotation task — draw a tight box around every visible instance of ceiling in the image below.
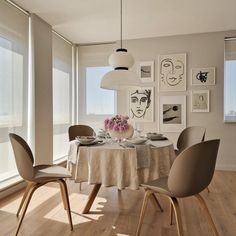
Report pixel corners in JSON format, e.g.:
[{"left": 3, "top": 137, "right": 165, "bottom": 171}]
[{"left": 14, "top": 0, "right": 236, "bottom": 44}]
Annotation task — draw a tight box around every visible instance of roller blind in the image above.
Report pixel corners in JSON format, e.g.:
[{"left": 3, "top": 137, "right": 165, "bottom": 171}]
[
  {"left": 0, "top": 0, "right": 29, "bottom": 181},
  {"left": 224, "top": 38, "right": 236, "bottom": 122},
  {"left": 52, "top": 33, "right": 73, "bottom": 161}
]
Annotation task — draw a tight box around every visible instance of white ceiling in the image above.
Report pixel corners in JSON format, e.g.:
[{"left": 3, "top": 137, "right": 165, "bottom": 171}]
[{"left": 14, "top": 0, "right": 236, "bottom": 44}]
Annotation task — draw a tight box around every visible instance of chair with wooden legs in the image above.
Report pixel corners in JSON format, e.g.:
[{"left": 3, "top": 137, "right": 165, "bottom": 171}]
[
  {"left": 136, "top": 139, "right": 220, "bottom": 236},
  {"left": 68, "top": 124, "right": 95, "bottom": 191},
  {"left": 175, "top": 126, "right": 206, "bottom": 156},
  {"left": 175, "top": 126, "right": 209, "bottom": 194},
  {"left": 9, "top": 133, "right": 73, "bottom": 236}
]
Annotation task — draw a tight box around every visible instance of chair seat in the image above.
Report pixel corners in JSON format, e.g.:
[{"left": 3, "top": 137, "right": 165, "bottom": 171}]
[
  {"left": 33, "top": 165, "right": 71, "bottom": 183},
  {"left": 141, "top": 176, "right": 173, "bottom": 197}
]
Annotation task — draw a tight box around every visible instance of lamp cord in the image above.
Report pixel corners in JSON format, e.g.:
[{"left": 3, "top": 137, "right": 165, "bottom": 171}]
[{"left": 120, "top": 0, "right": 123, "bottom": 49}]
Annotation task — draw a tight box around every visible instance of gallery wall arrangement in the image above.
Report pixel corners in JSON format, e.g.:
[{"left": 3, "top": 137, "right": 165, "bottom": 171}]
[{"left": 132, "top": 52, "right": 216, "bottom": 132}]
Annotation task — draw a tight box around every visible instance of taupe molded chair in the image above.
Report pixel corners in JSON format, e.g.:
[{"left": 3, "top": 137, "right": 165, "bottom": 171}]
[
  {"left": 175, "top": 126, "right": 209, "bottom": 193},
  {"left": 68, "top": 125, "right": 95, "bottom": 191},
  {"left": 175, "top": 126, "right": 206, "bottom": 156},
  {"left": 136, "top": 139, "right": 220, "bottom": 236},
  {"left": 68, "top": 124, "right": 95, "bottom": 141},
  {"left": 9, "top": 133, "right": 73, "bottom": 236}
]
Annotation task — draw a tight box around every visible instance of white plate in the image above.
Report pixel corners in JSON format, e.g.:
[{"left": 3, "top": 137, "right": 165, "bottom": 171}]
[
  {"left": 126, "top": 138, "right": 147, "bottom": 145},
  {"left": 146, "top": 133, "right": 163, "bottom": 139},
  {"left": 76, "top": 136, "right": 96, "bottom": 144}
]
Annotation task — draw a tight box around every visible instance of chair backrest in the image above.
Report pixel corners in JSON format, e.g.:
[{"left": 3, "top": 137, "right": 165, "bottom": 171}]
[
  {"left": 9, "top": 133, "right": 35, "bottom": 181},
  {"left": 177, "top": 126, "right": 206, "bottom": 153},
  {"left": 168, "top": 139, "right": 220, "bottom": 198},
  {"left": 68, "top": 125, "right": 95, "bottom": 141}
]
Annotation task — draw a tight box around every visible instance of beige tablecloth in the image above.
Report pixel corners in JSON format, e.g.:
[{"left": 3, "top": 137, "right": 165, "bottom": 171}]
[{"left": 68, "top": 140, "right": 175, "bottom": 190}]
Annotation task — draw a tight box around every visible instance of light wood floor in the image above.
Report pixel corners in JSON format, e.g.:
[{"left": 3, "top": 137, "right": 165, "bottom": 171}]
[{"left": 0, "top": 171, "right": 236, "bottom": 236}]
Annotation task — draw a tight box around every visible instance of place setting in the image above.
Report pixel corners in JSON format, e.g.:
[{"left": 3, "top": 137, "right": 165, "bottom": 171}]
[{"left": 75, "top": 136, "right": 105, "bottom": 146}]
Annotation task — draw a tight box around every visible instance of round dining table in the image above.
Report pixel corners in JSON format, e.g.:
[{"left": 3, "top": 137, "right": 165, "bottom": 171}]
[{"left": 67, "top": 139, "right": 175, "bottom": 213}]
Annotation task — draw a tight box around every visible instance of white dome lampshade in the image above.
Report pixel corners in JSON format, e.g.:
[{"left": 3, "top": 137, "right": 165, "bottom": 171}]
[{"left": 100, "top": 48, "right": 140, "bottom": 90}]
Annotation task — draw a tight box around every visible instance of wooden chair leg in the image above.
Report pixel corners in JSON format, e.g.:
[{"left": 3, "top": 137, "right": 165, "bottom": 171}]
[
  {"left": 169, "top": 197, "right": 184, "bottom": 236},
  {"left": 170, "top": 201, "right": 174, "bottom": 225},
  {"left": 59, "top": 179, "right": 73, "bottom": 231},
  {"left": 16, "top": 182, "right": 33, "bottom": 217},
  {"left": 58, "top": 180, "right": 67, "bottom": 210},
  {"left": 15, "top": 183, "right": 41, "bottom": 236},
  {"left": 136, "top": 190, "right": 153, "bottom": 236},
  {"left": 151, "top": 193, "right": 163, "bottom": 212},
  {"left": 195, "top": 194, "right": 218, "bottom": 236}
]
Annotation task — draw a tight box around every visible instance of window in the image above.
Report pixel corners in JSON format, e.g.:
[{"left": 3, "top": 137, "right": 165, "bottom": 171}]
[
  {"left": 224, "top": 38, "right": 236, "bottom": 122},
  {"left": 52, "top": 33, "right": 73, "bottom": 161},
  {"left": 86, "top": 66, "right": 115, "bottom": 116},
  {"left": 0, "top": 1, "right": 29, "bottom": 183}
]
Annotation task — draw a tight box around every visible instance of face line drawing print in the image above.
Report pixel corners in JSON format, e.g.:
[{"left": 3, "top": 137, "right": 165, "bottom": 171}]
[
  {"left": 130, "top": 89, "right": 151, "bottom": 119},
  {"left": 160, "top": 58, "right": 184, "bottom": 86}
]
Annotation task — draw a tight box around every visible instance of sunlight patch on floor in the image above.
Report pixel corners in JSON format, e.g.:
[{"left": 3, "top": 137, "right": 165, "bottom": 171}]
[
  {"left": 44, "top": 193, "right": 107, "bottom": 224},
  {"left": 0, "top": 186, "right": 59, "bottom": 214}
]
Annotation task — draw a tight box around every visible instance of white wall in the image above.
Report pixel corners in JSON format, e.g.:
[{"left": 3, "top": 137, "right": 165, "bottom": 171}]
[
  {"left": 31, "top": 14, "right": 53, "bottom": 165},
  {"left": 117, "top": 30, "right": 236, "bottom": 170}
]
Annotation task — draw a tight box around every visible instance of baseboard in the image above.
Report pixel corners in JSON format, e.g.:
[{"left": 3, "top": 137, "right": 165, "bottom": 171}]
[
  {"left": 0, "top": 180, "right": 26, "bottom": 201},
  {"left": 216, "top": 164, "right": 236, "bottom": 171}
]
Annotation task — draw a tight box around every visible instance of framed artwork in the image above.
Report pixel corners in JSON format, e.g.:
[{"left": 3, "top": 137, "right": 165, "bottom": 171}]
[
  {"left": 138, "top": 61, "right": 154, "bottom": 82},
  {"left": 191, "top": 90, "right": 210, "bottom": 112},
  {"left": 129, "top": 87, "right": 154, "bottom": 122},
  {"left": 191, "top": 67, "right": 215, "bottom": 85},
  {"left": 159, "top": 53, "right": 186, "bottom": 91},
  {"left": 159, "top": 95, "right": 186, "bottom": 132}
]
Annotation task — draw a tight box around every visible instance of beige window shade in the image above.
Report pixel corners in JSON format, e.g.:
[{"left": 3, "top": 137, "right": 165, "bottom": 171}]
[
  {"left": 225, "top": 38, "right": 236, "bottom": 61},
  {"left": 0, "top": 0, "right": 29, "bottom": 181},
  {"left": 52, "top": 32, "right": 73, "bottom": 161},
  {"left": 224, "top": 38, "right": 236, "bottom": 122}
]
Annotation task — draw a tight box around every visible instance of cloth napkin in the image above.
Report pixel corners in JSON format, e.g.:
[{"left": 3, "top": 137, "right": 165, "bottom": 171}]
[
  {"left": 67, "top": 140, "right": 80, "bottom": 164},
  {"left": 135, "top": 144, "right": 151, "bottom": 169}
]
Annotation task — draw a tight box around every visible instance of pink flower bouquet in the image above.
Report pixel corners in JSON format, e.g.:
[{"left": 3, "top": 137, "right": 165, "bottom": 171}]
[{"left": 104, "top": 115, "right": 130, "bottom": 132}]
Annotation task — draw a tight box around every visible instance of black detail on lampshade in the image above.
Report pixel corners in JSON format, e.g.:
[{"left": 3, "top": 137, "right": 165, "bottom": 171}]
[
  {"left": 115, "top": 67, "right": 128, "bottom": 70},
  {"left": 116, "top": 48, "right": 127, "bottom": 52}
]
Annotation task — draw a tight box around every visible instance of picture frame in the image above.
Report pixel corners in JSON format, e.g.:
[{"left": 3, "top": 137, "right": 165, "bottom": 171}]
[
  {"left": 129, "top": 87, "right": 154, "bottom": 122},
  {"left": 191, "top": 90, "right": 210, "bottom": 112},
  {"left": 191, "top": 67, "right": 215, "bottom": 85},
  {"left": 159, "top": 53, "right": 186, "bottom": 91},
  {"left": 138, "top": 61, "right": 154, "bottom": 82},
  {"left": 159, "top": 95, "right": 186, "bottom": 132}
]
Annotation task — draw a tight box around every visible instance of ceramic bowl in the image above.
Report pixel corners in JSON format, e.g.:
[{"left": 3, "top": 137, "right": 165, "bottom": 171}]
[{"left": 76, "top": 136, "right": 96, "bottom": 144}]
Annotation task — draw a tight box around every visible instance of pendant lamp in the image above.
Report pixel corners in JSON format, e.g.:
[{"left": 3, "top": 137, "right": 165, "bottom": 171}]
[{"left": 100, "top": 0, "right": 140, "bottom": 90}]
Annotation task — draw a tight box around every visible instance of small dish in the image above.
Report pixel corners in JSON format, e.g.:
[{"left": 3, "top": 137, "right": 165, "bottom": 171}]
[
  {"left": 126, "top": 137, "right": 148, "bottom": 145},
  {"left": 76, "top": 136, "right": 96, "bottom": 145},
  {"left": 146, "top": 132, "right": 163, "bottom": 139}
]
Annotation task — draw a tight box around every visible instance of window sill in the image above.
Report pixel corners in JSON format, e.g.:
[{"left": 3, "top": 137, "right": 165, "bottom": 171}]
[{"left": 0, "top": 175, "right": 23, "bottom": 191}]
